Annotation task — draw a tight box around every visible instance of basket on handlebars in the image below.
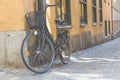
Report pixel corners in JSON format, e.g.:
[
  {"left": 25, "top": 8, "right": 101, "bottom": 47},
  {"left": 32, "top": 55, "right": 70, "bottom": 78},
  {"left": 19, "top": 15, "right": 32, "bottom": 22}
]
[{"left": 25, "top": 11, "right": 44, "bottom": 29}]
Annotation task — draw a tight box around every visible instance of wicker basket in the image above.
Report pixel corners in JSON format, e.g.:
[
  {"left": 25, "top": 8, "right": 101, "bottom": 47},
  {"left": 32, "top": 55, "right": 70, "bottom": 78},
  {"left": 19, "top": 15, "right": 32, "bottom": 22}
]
[{"left": 25, "top": 11, "right": 44, "bottom": 29}]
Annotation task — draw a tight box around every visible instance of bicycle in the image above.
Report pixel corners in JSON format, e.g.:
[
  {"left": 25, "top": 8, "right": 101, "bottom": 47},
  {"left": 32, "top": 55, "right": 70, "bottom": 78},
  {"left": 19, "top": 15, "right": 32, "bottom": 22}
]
[{"left": 21, "top": 0, "right": 72, "bottom": 74}]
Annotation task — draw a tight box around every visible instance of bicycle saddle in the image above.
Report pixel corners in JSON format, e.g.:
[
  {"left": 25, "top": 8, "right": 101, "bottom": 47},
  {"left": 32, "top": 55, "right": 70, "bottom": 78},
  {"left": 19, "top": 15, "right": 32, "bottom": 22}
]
[
  {"left": 55, "top": 19, "right": 64, "bottom": 24},
  {"left": 57, "top": 24, "right": 72, "bottom": 29}
]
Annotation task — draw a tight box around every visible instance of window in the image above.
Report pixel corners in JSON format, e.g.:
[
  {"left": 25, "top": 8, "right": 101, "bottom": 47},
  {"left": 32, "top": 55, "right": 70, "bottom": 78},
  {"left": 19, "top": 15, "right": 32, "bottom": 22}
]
[
  {"left": 55, "top": 0, "right": 71, "bottom": 24},
  {"left": 104, "top": 21, "right": 107, "bottom": 36},
  {"left": 92, "top": 0, "right": 97, "bottom": 24},
  {"left": 104, "top": 21, "right": 111, "bottom": 37},
  {"left": 65, "top": 0, "right": 71, "bottom": 24},
  {"left": 99, "top": 0, "right": 103, "bottom": 23},
  {"left": 108, "top": 21, "right": 111, "bottom": 34},
  {"left": 79, "top": 0, "right": 87, "bottom": 26}
]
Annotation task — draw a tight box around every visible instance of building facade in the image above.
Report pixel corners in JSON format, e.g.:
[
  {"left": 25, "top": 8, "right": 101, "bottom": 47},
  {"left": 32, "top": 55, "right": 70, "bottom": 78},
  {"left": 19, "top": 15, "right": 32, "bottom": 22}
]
[
  {"left": 112, "top": 0, "right": 120, "bottom": 38},
  {"left": 0, "top": 0, "right": 113, "bottom": 67}
]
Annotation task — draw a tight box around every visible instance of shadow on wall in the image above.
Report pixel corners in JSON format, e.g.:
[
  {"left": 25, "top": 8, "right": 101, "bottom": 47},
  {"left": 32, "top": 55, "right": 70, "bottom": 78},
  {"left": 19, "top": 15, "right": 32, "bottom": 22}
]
[{"left": 70, "top": 31, "right": 107, "bottom": 52}]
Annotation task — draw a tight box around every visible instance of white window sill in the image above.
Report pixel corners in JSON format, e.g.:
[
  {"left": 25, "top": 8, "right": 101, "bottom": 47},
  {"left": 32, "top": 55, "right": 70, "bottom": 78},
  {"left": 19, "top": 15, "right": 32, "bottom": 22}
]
[
  {"left": 80, "top": 23, "right": 87, "bottom": 27},
  {"left": 92, "top": 23, "right": 97, "bottom": 26},
  {"left": 100, "top": 22, "right": 103, "bottom": 25}
]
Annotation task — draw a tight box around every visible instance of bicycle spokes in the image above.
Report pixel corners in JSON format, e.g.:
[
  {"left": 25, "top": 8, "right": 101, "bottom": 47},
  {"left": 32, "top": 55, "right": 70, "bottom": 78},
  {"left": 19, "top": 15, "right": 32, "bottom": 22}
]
[
  {"left": 21, "top": 33, "right": 55, "bottom": 73},
  {"left": 59, "top": 34, "right": 71, "bottom": 64}
]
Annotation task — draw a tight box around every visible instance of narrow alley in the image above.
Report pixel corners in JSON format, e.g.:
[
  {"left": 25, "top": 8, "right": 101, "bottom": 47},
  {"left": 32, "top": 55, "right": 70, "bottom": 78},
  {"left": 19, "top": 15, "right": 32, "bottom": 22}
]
[{"left": 1, "top": 38, "right": 120, "bottom": 80}]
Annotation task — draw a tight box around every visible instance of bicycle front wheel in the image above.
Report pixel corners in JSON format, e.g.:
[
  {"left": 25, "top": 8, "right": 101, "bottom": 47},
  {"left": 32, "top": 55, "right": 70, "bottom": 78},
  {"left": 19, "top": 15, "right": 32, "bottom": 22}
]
[{"left": 21, "top": 32, "right": 55, "bottom": 74}]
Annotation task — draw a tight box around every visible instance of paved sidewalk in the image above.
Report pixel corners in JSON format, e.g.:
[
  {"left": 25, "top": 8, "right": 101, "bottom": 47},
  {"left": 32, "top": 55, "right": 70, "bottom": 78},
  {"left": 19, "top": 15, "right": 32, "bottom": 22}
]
[{"left": 1, "top": 38, "right": 120, "bottom": 80}]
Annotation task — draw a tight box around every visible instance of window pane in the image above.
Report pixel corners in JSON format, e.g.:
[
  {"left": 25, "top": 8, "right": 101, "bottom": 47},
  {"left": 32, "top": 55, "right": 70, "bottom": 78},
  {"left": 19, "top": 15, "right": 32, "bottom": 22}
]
[
  {"left": 108, "top": 21, "right": 110, "bottom": 34},
  {"left": 99, "top": 0, "right": 102, "bottom": 8},
  {"left": 65, "top": 0, "right": 71, "bottom": 24},
  {"left": 100, "top": 10, "right": 103, "bottom": 22},
  {"left": 80, "top": 0, "right": 87, "bottom": 25},
  {"left": 80, "top": 0, "right": 86, "bottom": 3},
  {"left": 99, "top": 0, "right": 103, "bottom": 23},
  {"left": 55, "top": 0, "right": 71, "bottom": 24},
  {"left": 92, "top": 0, "right": 97, "bottom": 23},
  {"left": 105, "top": 21, "right": 107, "bottom": 36},
  {"left": 92, "top": 8, "right": 97, "bottom": 23},
  {"left": 92, "top": 0, "right": 96, "bottom": 6},
  {"left": 83, "top": 0, "right": 86, "bottom": 2}
]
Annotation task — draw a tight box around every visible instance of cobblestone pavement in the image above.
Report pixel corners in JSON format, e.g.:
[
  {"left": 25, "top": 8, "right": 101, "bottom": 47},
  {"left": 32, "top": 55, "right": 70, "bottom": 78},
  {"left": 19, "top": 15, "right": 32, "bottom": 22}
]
[{"left": 1, "top": 38, "right": 120, "bottom": 80}]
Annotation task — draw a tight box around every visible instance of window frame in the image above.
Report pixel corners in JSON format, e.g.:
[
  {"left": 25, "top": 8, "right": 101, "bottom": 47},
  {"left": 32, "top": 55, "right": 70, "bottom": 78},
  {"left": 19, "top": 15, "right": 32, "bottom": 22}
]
[
  {"left": 79, "top": 0, "right": 88, "bottom": 27},
  {"left": 55, "top": 0, "right": 71, "bottom": 24},
  {"left": 92, "top": 0, "right": 97, "bottom": 25},
  {"left": 99, "top": 0, "right": 103, "bottom": 24}
]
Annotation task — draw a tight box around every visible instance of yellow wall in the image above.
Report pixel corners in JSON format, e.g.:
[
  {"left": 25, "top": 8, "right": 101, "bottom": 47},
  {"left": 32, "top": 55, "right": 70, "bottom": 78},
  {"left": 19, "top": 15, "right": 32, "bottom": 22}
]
[
  {"left": 24, "top": 0, "right": 35, "bottom": 13},
  {"left": 103, "top": 0, "right": 112, "bottom": 34},
  {"left": 70, "top": 0, "right": 111, "bottom": 36},
  {"left": 0, "top": 0, "right": 112, "bottom": 38},
  {"left": 0, "top": 0, "right": 25, "bottom": 31},
  {"left": 24, "top": 0, "right": 57, "bottom": 39},
  {"left": 46, "top": 0, "right": 56, "bottom": 38},
  {"left": 46, "top": 0, "right": 112, "bottom": 38}
]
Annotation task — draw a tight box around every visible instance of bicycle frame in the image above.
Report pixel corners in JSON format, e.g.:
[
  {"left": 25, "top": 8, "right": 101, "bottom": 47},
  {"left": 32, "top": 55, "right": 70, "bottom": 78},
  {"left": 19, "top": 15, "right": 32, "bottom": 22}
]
[
  {"left": 34, "top": 3, "right": 59, "bottom": 53},
  {"left": 36, "top": 3, "right": 69, "bottom": 55}
]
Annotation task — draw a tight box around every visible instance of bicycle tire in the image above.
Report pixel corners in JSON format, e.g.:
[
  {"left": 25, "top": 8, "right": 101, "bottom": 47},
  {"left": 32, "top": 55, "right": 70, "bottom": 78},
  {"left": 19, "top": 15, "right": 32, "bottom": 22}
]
[
  {"left": 59, "top": 32, "right": 71, "bottom": 64},
  {"left": 21, "top": 31, "right": 55, "bottom": 74}
]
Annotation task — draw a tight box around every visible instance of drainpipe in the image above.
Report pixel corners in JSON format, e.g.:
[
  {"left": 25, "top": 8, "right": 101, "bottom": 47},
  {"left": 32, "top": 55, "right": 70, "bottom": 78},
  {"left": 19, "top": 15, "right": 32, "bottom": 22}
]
[
  {"left": 60, "top": 0, "right": 63, "bottom": 20},
  {"left": 111, "top": 0, "right": 114, "bottom": 39}
]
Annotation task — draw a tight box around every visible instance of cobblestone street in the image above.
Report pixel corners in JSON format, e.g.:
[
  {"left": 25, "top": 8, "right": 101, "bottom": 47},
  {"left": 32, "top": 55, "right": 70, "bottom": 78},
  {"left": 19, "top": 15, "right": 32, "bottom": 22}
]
[{"left": 1, "top": 38, "right": 120, "bottom": 80}]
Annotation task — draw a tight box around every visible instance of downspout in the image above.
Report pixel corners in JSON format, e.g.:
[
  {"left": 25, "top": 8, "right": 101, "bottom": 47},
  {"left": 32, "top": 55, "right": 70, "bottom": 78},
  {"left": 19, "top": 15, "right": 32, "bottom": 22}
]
[
  {"left": 111, "top": 0, "right": 114, "bottom": 39},
  {"left": 60, "top": 0, "right": 63, "bottom": 20}
]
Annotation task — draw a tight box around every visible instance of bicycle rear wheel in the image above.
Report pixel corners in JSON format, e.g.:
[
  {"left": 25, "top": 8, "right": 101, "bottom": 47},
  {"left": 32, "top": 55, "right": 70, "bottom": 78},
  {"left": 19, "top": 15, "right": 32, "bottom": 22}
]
[
  {"left": 21, "top": 32, "right": 55, "bottom": 74},
  {"left": 59, "top": 33, "right": 71, "bottom": 64}
]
